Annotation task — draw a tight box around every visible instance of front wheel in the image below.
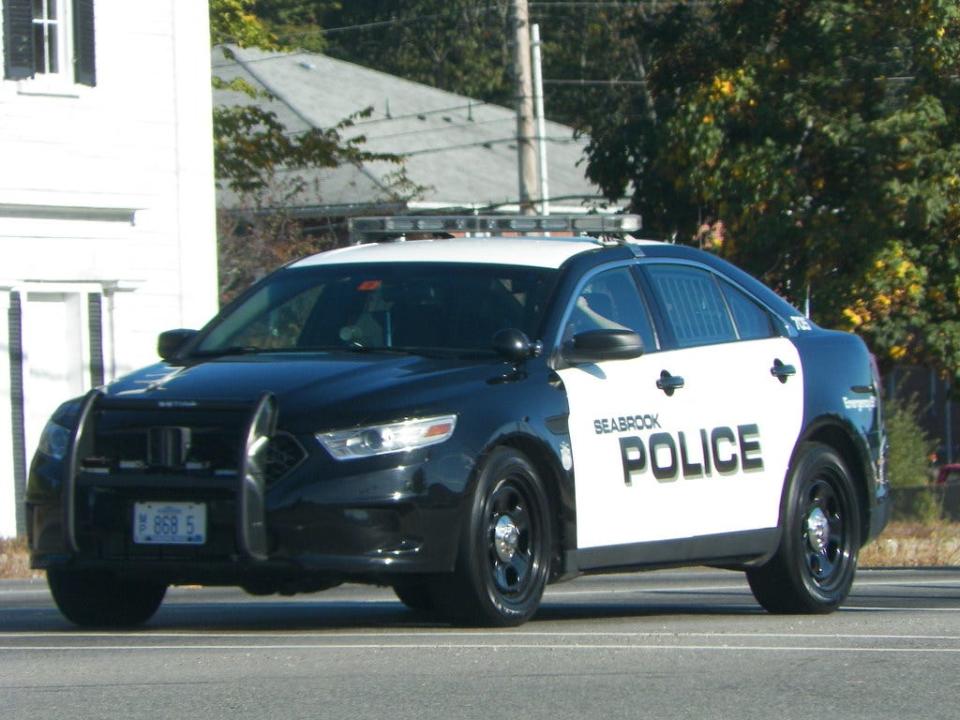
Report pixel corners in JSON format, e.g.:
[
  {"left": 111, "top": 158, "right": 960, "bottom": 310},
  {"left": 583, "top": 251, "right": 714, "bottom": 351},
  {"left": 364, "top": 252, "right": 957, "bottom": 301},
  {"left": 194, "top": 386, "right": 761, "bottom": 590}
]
[
  {"left": 747, "top": 443, "right": 861, "bottom": 614},
  {"left": 433, "top": 447, "right": 552, "bottom": 627},
  {"left": 47, "top": 568, "right": 167, "bottom": 627},
  {"left": 392, "top": 580, "right": 435, "bottom": 613}
]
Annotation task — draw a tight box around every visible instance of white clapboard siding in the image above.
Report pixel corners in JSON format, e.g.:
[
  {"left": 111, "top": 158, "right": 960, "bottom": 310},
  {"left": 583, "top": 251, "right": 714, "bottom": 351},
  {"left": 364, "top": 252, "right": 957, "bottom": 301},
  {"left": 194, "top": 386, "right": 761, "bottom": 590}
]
[{"left": 0, "top": 0, "right": 218, "bottom": 537}]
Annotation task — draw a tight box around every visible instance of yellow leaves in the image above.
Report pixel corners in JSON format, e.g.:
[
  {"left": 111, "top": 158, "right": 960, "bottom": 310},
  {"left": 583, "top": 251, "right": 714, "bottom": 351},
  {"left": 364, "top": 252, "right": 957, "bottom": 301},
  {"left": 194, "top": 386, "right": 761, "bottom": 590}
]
[
  {"left": 702, "top": 114, "right": 715, "bottom": 125},
  {"left": 713, "top": 77, "right": 735, "bottom": 97},
  {"left": 843, "top": 306, "right": 867, "bottom": 327},
  {"left": 843, "top": 241, "right": 928, "bottom": 336},
  {"left": 890, "top": 345, "right": 908, "bottom": 360},
  {"left": 896, "top": 259, "right": 914, "bottom": 278},
  {"left": 938, "top": 26, "right": 946, "bottom": 39},
  {"left": 709, "top": 72, "right": 740, "bottom": 101}
]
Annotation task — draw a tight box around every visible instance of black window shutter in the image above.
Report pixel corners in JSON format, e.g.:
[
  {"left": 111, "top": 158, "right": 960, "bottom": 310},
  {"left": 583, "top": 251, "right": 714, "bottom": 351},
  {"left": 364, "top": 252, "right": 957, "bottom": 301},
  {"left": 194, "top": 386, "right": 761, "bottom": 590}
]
[
  {"left": 8, "top": 292, "right": 28, "bottom": 536},
  {"left": 87, "top": 293, "right": 105, "bottom": 387},
  {"left": 73, "top": 0, "right": 96, "bottom": 86},
  {"left": 3, "top": 0, "right": 35, "bottom": 81}
]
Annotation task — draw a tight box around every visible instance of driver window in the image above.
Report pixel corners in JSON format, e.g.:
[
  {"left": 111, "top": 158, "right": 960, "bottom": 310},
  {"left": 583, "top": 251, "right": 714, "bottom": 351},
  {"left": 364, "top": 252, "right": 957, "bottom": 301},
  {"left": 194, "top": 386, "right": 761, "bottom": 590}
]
[{"left": 564, "top": 267, "right": 657, "bottom": 351}]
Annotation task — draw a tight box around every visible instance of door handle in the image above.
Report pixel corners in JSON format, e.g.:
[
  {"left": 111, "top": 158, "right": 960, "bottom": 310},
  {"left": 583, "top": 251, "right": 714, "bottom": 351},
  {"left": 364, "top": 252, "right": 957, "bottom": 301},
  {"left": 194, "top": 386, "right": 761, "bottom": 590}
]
[
  {"left": 656, "top": 370, "right": 685, "bottom": 396},
  {"left": 770, "top": 358, "right": 796, "bottom": 383}
]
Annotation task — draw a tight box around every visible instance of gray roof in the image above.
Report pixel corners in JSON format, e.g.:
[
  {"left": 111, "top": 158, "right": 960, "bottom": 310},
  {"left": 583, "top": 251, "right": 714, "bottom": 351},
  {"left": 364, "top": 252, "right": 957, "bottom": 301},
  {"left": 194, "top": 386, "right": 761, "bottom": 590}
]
[{"left": 213, "top": 46, "right": 613, "bottom": 215}]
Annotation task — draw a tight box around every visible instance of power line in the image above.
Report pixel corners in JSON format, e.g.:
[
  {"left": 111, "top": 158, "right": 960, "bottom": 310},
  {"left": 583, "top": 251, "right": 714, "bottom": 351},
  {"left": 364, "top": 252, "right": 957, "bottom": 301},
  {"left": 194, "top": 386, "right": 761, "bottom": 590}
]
[
  {"left": 284, "top": 5, "right": 506, "bottom": 39},
  {"left": 352, "top": 101, "right": 494, "bottom": 128},
  {"left": 545, "top": 78, "right": 648, "bottom": 86},
  {"left": 530, "top": 1, "right": 717, "bottom": 7},
  {"left": 268, "top": 1, "right": 711, "bottom": 42},
  {"left": 401, "top": 135, "right": 580, "bottom": 158},
  {"left": 362, "top": 116, "right": 515, "bottom": 143}
]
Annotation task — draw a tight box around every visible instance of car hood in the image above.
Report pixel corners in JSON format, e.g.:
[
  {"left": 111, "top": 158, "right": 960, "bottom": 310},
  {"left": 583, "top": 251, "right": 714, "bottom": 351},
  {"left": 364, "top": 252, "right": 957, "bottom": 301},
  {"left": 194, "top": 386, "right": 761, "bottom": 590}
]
[{"left": 105, "top": 352, "right": 506, "bottom": 431}]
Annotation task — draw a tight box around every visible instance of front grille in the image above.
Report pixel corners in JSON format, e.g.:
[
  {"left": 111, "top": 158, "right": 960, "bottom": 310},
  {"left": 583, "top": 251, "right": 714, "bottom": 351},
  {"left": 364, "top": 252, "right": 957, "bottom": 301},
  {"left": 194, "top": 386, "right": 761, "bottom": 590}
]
[
  {"left": 77, "top": 403, "right": 307, "bottom": 483},
  {"left": 67, "top": 392, "right": 297, "bottom": 562},
  {"left": 265, "top": 432, "right": 308, "bottom": 484}
]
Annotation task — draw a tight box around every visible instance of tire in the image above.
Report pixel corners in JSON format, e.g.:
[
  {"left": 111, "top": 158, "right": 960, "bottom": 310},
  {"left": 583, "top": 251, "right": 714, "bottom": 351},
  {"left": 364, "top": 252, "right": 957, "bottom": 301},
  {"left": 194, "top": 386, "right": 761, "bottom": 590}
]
[
  {"left": 393, "top": 580, "right": 435, "bottom": 612},
  {"left": 47, "top": 568, "right": 167, "bottom": 627},
  {"left": 433, "top": 447, "right": 552, "bottom": 627},
  {"left": 747, "top": 442, "right": 861, "bottom": 614}
]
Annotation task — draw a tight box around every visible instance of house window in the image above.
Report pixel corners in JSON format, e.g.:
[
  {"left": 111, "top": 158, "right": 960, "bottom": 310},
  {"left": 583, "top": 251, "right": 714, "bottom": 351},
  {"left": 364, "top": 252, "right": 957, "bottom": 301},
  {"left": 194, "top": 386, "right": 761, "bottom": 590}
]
[
  {"left": 32, "top": 0, "right": 63, "bottom": 74},
  {"left": 2, "top": 0, "right": 96, "bottom": 85}
]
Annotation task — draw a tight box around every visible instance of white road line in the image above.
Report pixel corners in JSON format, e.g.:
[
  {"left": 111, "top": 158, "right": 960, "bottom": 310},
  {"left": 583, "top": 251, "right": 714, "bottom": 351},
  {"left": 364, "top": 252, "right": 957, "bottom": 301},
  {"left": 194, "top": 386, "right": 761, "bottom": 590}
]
[
  {"left": 2, "top": 643, "right": 960, "bottom": 654},
  {"left": 843, "top": 605, "right": 960, "bottom": 613},
  {"left": 3, "top": 630, "right": 959, "bottom": 641}
]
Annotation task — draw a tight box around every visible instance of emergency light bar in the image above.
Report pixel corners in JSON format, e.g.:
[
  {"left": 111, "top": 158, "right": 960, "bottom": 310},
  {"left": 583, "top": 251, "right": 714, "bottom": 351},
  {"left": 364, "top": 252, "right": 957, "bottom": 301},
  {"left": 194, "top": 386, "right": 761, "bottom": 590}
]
[{"left": 349, "top": 214, "right": 642, "bottom": 240}]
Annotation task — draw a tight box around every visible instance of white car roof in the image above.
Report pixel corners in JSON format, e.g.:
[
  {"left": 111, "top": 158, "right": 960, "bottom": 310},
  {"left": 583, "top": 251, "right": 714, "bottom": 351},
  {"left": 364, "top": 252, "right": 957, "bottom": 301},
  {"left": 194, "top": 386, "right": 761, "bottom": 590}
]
[{"left": 290, "top": 236, "right": 610, "bottom": 270}]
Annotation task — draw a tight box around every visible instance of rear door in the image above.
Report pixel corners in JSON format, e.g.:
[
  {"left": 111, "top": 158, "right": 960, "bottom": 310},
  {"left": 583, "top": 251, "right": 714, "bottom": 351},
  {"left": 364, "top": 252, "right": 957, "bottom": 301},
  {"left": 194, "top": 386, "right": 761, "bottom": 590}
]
[{"left": 557, "top": 261, "right": 804, "bottom": 552}]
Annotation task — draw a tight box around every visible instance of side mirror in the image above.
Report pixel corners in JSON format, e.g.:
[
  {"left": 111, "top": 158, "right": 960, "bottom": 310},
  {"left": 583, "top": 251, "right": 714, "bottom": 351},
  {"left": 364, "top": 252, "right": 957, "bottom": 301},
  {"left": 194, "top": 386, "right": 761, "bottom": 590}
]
[
  {"left": 493, "top": 328, "right": 542, "bottom": 362},
  {"left": 157, "top": 329, "right": 198, "bottom": 361},
  {"left": 563, "top": 329, "right": 644, "bottom": 365}
]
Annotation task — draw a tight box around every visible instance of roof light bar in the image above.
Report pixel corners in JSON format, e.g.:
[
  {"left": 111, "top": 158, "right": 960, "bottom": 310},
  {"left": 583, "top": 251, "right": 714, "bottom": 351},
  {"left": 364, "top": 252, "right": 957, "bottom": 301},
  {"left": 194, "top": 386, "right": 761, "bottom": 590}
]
[{"left": 349, "top": 214, "right": 642, "bottom": 239}]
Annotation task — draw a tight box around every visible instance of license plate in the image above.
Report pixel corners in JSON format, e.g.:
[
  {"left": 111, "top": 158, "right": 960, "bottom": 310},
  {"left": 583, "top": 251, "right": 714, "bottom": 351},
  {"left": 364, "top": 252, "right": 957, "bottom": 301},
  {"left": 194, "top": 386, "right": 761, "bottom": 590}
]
[{"left": 133, "top": 502, "right": 206, "bottom": 545}]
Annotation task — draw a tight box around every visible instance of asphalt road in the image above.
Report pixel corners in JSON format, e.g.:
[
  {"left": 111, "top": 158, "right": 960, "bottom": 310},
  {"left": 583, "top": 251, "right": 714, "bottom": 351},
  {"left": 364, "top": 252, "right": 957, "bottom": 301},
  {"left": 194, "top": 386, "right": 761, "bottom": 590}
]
[{"left": 2, "top": 567, "right": 959, "bottom": 720}]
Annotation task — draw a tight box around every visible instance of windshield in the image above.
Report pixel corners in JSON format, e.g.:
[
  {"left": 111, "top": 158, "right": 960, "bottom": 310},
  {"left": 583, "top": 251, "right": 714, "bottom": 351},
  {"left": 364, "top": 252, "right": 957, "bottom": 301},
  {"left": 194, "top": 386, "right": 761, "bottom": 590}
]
[{"left": 194, "top": 262, "right": 558, "bottom": 356}]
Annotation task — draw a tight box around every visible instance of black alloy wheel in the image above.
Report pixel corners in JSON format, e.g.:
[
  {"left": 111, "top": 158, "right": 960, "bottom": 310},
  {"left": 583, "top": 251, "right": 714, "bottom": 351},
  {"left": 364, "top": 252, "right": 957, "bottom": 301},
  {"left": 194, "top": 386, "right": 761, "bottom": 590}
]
[
  {"left": 747, "top": 442, "right": 861, "bottom": 614},
  {"left": 392, "top": 580, "right": 435, "bottom": 612},
  {"left": 433, "top": 447, "right": 552, "bottom": 627}
]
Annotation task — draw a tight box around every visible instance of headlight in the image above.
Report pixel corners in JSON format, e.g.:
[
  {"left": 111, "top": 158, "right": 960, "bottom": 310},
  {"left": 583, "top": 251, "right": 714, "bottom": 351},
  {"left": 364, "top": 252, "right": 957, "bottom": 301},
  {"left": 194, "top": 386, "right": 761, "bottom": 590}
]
[
  {"left": 37, "top": 419, "right": 71, "bottom": 461},
  {"left": 316, "top": 415, "right": 457, "bottom": 461}
]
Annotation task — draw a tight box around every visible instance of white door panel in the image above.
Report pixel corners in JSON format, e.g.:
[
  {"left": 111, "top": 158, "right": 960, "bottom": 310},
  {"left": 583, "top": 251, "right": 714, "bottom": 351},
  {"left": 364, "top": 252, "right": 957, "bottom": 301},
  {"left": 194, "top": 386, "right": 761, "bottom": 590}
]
[
  {"left": 22, "top": 292, "right": 86, "bottom": 463},
  {"left": 560, "top": 337, "right": 803, "bottom": 549}
]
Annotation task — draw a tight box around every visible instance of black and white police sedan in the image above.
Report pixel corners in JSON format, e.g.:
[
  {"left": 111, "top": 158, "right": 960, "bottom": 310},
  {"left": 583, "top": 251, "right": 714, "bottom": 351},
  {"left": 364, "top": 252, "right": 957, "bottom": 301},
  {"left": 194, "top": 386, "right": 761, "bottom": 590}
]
[{"left": 26, "top": 215, "right": 889, "bottom": 627}]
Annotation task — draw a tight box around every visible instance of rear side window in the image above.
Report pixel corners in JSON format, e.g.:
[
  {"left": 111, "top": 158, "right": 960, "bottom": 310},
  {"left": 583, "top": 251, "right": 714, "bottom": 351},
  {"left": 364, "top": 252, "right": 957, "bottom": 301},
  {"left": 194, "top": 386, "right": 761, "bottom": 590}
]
[
  {"left": 719, "top": 281, "right": 778, "bottom": 340},
  {"left": 645, "top": 265, "right": 736, "bottom": 348}
]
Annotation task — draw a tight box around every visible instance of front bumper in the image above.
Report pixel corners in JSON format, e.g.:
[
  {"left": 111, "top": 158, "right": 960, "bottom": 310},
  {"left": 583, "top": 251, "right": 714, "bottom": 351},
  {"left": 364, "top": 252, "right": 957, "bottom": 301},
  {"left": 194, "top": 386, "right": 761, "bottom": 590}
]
[
  {"left": 27, "top": 393, "right": 469, "bottom": 589},
  {"left": 29, "top": 461, "right": 464, "bottom": 587}
]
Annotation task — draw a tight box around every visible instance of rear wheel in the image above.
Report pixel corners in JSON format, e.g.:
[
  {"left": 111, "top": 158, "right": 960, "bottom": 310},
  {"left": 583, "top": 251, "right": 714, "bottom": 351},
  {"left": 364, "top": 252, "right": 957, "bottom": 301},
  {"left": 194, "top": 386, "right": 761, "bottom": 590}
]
[
  {"left": 47, "top": 568, "right": 167, "bottom": 627},
  {"left": 433, "top": 447, "right": 552, "bottom": 627},
  {"left": 747, "top": 443, "right": 860, "bottom": 613}
]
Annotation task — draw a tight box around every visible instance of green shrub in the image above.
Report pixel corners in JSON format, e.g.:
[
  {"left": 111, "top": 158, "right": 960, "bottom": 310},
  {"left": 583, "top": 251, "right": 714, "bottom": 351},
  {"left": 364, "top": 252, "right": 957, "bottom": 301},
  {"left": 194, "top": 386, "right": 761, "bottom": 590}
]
[{"left": 885, "top": 395, "right": 941, "bottom": 523}]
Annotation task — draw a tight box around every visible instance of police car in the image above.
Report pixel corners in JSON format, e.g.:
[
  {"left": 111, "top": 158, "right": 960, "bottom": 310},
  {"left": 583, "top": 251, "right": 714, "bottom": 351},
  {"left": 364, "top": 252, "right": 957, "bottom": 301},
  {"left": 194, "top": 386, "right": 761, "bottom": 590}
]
[{"left": 26, "top": 215, "right": 889, "bottom": 627}]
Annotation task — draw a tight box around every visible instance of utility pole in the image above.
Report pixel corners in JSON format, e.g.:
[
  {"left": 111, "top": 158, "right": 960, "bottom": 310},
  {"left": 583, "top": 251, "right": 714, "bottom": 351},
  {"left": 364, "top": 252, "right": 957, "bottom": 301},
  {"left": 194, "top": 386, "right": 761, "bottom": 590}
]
[
  {"left": 511, "top": 0, "right": 539, "bottom": 214},
  {"left": 531, "top": 23, "right": 549, "bottom": 215}
]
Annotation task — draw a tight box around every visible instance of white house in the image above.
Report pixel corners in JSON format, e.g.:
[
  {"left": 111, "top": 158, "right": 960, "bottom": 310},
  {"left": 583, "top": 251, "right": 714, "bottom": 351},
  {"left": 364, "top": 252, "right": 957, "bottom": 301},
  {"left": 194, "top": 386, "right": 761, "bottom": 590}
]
[{"left": 0, "top": 0, "right": 218, "bottom": 538}]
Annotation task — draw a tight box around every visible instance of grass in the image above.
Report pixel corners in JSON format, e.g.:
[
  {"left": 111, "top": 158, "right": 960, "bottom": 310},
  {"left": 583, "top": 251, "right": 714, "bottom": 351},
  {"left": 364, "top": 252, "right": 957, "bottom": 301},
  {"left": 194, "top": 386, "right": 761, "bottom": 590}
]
[
  {"left": 0, "top": 537, "right": 40, "bottom": 580},
  {"left": 2, "top": 523, "right": 958, "bottom": 580},
  {"left": 860, "top": 521, "right": 960, "bottom": 568}
]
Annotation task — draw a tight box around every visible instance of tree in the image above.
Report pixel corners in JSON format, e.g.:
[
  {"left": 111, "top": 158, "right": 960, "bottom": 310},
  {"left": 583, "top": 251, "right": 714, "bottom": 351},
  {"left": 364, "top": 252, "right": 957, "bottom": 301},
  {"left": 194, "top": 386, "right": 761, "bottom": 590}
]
[
  {"left": 208, "top": 0, "right": 418, "bottom": 300},
  {"left": 209, "top": 0, "right": 402, "bottom": 195},
  {"left": 226, "top": 2, "right": 960, "bottom": 385},
  {"left": 317, "top": 1, "right": 515, "bottom": 107},
  {"left": 248, "top": 1, "right": 339, "bottom": 53},
  {"left": 571, "top": 1, "right": 960, "bottom": 382}
]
